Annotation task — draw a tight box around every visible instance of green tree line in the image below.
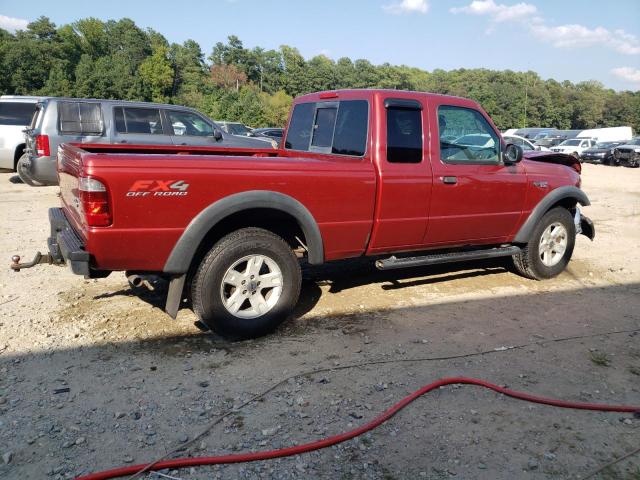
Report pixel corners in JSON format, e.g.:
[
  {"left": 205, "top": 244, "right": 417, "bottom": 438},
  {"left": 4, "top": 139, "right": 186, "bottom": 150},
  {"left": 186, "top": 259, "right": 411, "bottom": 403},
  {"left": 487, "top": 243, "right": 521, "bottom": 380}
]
[{"left": 1, "top": 16, "right": 638, "bottom": 131}]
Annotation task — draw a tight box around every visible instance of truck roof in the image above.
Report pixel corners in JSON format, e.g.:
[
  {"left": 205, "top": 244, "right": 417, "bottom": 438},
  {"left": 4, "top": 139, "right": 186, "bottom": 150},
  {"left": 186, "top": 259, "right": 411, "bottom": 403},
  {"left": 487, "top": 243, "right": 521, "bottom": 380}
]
[{"left": 294, "top": 89, "right": 476, "bottom": 105}]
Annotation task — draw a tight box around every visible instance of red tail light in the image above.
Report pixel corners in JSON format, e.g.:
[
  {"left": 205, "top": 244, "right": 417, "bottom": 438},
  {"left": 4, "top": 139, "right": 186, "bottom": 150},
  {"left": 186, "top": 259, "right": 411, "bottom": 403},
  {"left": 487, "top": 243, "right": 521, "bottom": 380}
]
[
  {"left": 79, "top": 177, "right": 111, "bottom": 227},
  {"left": 36, "top": 135, "right": 50, "bottom": 157}
]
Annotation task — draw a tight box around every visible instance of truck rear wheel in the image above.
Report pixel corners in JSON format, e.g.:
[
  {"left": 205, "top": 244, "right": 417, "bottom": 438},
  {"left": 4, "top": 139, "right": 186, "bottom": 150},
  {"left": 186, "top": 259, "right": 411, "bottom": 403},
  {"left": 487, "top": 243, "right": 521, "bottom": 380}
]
[
  {"left": 512, "top": 207, "right": 575, "bottom": 280},
  {"left": 191, "top": 228, "right": 301, "bottom": 339},
  {"left": 16, "top": 154, "right": 44, "bottom": 187}
]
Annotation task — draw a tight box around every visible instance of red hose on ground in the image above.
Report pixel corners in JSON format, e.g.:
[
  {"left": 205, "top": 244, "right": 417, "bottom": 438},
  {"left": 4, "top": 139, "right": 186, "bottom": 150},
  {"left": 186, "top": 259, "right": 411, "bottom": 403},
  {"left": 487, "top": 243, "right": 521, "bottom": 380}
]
[{"left": 76, "top": 377, "right": 640, "bottom": 480}]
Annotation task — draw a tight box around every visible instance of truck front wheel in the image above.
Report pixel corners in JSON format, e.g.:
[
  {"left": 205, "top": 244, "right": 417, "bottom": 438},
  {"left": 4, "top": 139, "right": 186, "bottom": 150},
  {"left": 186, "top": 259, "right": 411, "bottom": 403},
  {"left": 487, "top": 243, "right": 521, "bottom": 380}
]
[
  {"left": 512, "top": 207, "right": 576, "bottom": 280},
  {"left": 191, "top": 228, "right": 301, "bottom": 339}
]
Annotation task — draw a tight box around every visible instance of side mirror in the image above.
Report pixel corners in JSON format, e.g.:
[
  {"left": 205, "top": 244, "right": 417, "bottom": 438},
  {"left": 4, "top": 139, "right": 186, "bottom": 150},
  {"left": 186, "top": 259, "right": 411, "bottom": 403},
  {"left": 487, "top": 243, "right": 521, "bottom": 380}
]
[
  {"left": 213, "top": 129, "right": 223, "bottom": 141},
  {"left": 503, "top": 143, "right": 523, "bottom": 164}
]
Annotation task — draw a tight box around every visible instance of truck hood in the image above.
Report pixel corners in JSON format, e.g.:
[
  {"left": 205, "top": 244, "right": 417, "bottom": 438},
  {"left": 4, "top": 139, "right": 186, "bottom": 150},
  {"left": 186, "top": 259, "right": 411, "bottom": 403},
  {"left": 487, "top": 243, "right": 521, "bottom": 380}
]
[{"left": 523, "top": 150, "right": 581, "bottom": 174}]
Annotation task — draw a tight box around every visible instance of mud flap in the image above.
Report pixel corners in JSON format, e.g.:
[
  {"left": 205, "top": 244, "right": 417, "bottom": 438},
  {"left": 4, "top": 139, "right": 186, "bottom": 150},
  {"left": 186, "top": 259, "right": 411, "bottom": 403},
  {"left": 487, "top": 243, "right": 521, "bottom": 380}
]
[
  {"left": 580, "top": 215, "right": 595, "bottom": 241},
  {"left": 165, "top": 274, "right": 186, "bottom": 319}
]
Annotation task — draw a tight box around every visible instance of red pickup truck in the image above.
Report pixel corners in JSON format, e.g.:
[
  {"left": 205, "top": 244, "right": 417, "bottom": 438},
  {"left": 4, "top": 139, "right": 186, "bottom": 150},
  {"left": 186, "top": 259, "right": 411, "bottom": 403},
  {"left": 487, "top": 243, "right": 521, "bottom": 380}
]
[{"left": 12, "top": 89, "right": 594, "bottom": 338}]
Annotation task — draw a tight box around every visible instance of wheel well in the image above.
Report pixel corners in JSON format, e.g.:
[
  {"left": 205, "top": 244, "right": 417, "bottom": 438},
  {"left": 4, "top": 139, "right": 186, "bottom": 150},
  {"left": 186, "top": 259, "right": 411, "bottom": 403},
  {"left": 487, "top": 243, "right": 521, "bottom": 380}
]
[
  {"left": 187, "top": 208, "right": 307, "bottom": 278},
  {"left": 548, "top": 197, "right": 578, "bottom": 213},
  {"left": 14, "top": 144, "right": 25, "bottom": 170}
]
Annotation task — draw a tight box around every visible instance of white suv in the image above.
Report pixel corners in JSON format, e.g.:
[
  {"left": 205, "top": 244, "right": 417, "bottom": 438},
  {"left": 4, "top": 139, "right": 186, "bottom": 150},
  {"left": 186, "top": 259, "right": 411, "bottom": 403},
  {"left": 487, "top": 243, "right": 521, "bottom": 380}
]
[
  {"left": 0, "top": 96, "right": 43, "bottom": 171},
  {"left": 551, "top": 138, "right": 596, "bottom": 157}
]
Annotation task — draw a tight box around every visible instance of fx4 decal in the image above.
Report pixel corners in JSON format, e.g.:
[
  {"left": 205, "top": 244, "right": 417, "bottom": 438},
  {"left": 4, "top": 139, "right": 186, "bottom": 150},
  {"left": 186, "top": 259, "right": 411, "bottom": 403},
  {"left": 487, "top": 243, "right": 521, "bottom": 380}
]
[{"left": 127, "top": 180, "right": 190, "bottom": 197}]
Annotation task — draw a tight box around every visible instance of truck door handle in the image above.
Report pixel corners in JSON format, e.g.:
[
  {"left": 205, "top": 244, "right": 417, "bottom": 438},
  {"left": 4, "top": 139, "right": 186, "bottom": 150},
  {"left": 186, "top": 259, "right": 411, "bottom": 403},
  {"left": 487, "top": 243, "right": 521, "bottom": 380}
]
[
  {"left": 119, "top": 140, "right": 127, "bottom": 144},
  {"left": 179, "top": 142, "right": 187, "bottom": 146},
  {"left": 441, "top": 176, "right": 457, "bottom": 185}
]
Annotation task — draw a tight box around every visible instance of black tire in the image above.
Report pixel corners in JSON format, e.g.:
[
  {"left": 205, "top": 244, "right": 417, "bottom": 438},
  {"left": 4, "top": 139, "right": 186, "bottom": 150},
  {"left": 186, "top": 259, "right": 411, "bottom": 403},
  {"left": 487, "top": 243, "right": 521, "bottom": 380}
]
[
  {"left": 512, "top": 207, "right": 575, "bottom": 280},
  {"left": 16, "top": 154, "right": 44, "bottom": 187},
  {"left": 191, "top": 227, "right": 301, "bottom": 339}
]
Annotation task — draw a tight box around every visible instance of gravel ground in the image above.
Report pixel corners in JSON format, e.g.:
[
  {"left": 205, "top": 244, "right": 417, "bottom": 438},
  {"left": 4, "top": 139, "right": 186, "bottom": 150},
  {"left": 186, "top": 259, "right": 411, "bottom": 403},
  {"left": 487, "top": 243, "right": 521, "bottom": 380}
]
[{"left": 0, "top": 163, "right": 639, "bottom": 480}]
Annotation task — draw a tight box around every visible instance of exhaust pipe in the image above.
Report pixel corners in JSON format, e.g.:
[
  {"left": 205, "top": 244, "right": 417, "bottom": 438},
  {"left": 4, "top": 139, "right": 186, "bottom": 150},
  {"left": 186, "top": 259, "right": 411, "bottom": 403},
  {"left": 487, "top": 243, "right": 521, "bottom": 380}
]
[
  {"left": 127, "top": 274, "right": 144, "bottom": 288},
  {"left": 126, "top": 272, "right": 154, "bottom": 291}
]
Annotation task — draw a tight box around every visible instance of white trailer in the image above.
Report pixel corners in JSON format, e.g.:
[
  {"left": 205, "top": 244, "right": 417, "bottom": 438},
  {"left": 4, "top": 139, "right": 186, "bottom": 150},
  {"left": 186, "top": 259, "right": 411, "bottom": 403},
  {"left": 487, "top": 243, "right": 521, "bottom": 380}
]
[{"left": 576, "top": 126, "right": 633, "bottom": 142}]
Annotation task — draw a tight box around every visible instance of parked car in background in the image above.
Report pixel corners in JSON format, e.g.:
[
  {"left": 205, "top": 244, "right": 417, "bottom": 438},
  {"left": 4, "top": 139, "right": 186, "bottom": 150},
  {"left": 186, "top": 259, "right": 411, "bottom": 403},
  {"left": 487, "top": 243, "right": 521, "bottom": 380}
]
[
  {"left": 252, "top": 127, "right": 284, "bottom": 141},
  {"left": 613, "top": 137, "right": 640, "bottom": 168},
  {"left": 550, "top": 138, "right": 596, "bottom": 157},
  {"left": 215, "top": 120, "right": 277, "bottom": 146},
  {"left": 0, "top": 96, "right": 43, "bottom": 171},
  {"left": 513, "top": 127, "right": 556, "bottom": 139},
  {"left": 576, "top": 126, "right": 632, "bottom": 143},
  {"left": 580, "top": 141, "right": 626, "bottom": 166},
  {"left": 534, "top": 134, "right": 568, "bottom": 149},
  {"left": 452, "top": 133, "right": 494, "bottom": 148},
  {"left": 19, "top": 98, "right": 271, "bottom": 186},
  {"left": 215, "top": 120, "right": 253, "bottom": 136},
  {"left": 503, "top": 134, "right": 550, "bottom": 152}
]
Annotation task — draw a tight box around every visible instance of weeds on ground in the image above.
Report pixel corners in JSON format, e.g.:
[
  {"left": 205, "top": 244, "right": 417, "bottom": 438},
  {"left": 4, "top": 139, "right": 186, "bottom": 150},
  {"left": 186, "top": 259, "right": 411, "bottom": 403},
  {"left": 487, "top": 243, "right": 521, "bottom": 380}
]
[
  {"left": 590, "top": 351, "right": 611, "bottom": 367},
  {"left": 601, "top": 466, "right": 640, "bottom": 480}
]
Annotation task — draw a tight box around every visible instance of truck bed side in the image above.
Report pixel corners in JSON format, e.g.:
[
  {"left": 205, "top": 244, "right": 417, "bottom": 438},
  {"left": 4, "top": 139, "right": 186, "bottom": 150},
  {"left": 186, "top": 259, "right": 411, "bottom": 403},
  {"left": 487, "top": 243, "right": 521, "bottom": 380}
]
[{"left": 58, "top": 143, "right": 377, "bottom": 271}]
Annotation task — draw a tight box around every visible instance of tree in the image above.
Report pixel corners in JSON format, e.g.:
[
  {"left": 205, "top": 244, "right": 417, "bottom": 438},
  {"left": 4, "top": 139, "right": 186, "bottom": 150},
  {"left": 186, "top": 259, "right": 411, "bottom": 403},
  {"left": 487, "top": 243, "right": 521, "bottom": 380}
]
[
  {"left": 1, "top": 23, "right": 638, "bottom": 132},
  {"left": 139, "top": 45, "right": 174, "bottom": 103},
  {"left": 210, "top": 64, "right": 247, "bottom": 91}
]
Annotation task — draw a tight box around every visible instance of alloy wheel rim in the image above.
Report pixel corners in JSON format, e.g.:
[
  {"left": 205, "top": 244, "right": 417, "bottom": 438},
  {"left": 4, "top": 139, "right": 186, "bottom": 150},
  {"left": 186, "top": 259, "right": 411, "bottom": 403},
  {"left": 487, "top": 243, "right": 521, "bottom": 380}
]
[
  {"left": 220, "top": 254, "right": 283, "bottom": 319},
  {"left": 539, "top": 222, "right": 568, "bottom": 267}
]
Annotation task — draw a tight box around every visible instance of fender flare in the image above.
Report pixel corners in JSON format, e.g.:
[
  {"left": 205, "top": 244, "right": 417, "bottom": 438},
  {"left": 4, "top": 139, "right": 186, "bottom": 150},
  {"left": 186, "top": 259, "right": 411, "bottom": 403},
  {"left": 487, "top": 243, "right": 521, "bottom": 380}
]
[
  {"left": 513, "top": 186, "right": 590, "bottom": 243},
  {"left": 163, "top": 190, "right": 324, "bottom": 274}
]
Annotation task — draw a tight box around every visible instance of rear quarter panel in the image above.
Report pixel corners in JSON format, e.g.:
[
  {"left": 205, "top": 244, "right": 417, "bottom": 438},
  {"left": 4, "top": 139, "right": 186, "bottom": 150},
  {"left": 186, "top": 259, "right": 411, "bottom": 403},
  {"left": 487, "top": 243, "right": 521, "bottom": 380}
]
[{"left": 82, "top": 152, "right": 376, "bottom": 271}]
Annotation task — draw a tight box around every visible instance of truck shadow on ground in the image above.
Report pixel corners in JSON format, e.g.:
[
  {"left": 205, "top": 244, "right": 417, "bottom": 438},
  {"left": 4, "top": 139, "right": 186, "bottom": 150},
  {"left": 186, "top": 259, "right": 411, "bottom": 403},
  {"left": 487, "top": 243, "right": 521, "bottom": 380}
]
[{"left": 92, "top": 257, "right": 514, "bottom": 321}]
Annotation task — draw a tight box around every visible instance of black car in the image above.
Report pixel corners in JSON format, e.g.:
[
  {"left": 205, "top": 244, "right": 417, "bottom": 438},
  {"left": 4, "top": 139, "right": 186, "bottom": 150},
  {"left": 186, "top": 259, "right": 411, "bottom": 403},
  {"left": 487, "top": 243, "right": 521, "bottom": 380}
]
[
  {"left": 580, "top": 141, "right": 626, "bottom": 166},
  {"left": 613, "top": 137, "right": 640, "bottom": 168},
  {"left": 252, "top": 127, "right": 284, "bottom": 140}
]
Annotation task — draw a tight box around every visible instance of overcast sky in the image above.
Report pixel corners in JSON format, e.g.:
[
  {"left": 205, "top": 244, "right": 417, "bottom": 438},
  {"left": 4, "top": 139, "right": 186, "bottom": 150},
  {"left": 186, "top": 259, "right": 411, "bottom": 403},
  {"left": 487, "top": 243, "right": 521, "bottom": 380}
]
[{"left": 1, "top": 0, "right": 639, "bottom": 91}]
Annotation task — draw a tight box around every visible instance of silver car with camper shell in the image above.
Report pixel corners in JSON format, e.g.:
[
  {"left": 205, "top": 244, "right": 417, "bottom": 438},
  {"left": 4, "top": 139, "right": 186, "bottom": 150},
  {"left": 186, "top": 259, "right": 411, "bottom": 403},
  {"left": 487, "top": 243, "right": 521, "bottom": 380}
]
[
  {"left": 0, "top": 96, "right": 44, "bottom": 171},
  {"left": 20, "top": 98, "right": 271, "bottom": 186}
]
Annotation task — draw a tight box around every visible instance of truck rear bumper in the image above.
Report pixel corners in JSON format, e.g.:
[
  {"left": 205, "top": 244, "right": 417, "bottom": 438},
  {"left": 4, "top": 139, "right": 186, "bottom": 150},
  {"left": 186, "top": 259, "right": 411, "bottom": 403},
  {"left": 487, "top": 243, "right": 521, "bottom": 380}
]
[{"left": 48, "top": 208, "right": 90, "bottom": 275}]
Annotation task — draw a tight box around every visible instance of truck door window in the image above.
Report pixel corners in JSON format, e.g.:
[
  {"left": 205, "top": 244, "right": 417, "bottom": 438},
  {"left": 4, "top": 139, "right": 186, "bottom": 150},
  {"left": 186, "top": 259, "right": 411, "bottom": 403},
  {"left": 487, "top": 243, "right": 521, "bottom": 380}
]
[
  {"left": 115, "top": 107, "right": 164, "bottom": 135},
  {"left": 58, "top": 101, "right": 103, "bottom": 135},
  {"left": 438, "top": 105, "right": 499, "bottom": 164},
  {"left": 386, "top": 107, "right": 422, "bottom": 163}
]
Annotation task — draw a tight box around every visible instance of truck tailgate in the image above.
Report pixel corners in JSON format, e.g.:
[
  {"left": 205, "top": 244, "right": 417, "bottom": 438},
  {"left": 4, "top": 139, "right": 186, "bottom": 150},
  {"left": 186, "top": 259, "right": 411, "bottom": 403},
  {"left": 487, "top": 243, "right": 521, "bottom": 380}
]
[{"left": 57, "top": 144, "right": 87, "bottom": 239}]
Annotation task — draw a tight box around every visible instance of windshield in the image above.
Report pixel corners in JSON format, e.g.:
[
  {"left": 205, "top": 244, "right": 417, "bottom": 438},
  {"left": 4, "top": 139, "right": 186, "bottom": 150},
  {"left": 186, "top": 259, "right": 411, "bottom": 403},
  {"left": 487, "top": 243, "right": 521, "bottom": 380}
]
[
  {"left": 630, "top": 138, "right": 640, "bottom": 145},
  {"left": 227, "top": 123, "right": 252, "bottom": 136},
  {"left": 595, "top": 142, "right": 617, "bottom": 148},
  {"left": 560, "top": 139, "right": 581, "bottom": 146}
]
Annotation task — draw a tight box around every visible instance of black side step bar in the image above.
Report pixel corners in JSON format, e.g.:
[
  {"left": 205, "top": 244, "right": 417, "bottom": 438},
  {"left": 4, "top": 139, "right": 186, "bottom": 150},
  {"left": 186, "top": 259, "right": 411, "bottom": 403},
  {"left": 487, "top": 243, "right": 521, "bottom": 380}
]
[{"left": 375, "top": 246, "right": 521, "bottom": 271}]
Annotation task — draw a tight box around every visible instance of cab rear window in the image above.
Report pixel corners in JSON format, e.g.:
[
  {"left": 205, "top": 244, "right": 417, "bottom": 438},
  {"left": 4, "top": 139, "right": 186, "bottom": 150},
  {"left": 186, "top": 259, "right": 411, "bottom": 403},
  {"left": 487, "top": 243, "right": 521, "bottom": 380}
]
[{"left": 285, "top": 100, "right": 368, "bottom": 156}]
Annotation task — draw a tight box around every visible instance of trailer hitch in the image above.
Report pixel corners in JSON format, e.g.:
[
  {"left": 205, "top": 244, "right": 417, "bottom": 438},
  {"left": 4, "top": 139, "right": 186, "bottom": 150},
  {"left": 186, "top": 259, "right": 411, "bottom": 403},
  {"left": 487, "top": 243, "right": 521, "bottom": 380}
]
[{"left": 10, "top": 252, "right": 57, "bottom": 272}]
